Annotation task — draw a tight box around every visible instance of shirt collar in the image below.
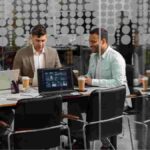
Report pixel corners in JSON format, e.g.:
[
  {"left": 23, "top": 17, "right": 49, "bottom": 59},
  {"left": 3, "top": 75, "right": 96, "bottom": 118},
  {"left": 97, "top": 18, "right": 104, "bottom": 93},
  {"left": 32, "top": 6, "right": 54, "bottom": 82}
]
[
  {"left": 32, "top": 45, "right": 45, "bottom": 55},
  {"left": 101, "top": 46, "right": 110, "bottom": 59}
]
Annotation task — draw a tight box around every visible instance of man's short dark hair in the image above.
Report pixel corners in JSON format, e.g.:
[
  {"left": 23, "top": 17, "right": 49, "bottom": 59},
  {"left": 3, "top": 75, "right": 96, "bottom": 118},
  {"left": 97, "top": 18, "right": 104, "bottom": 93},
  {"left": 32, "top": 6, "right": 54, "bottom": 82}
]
[
  {"left": 30, "top": 24, "right": 47, "bottom": 37},
  {"left": 90, "top": 28, "right": 108, "bottom": 42}
]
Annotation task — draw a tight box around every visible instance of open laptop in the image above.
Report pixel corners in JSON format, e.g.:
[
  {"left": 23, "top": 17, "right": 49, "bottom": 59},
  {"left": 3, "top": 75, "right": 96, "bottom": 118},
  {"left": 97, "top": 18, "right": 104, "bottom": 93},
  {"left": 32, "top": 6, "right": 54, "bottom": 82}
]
[
  {"left": 37, "top": 67, "right": 76, "bottom": 96},
  {"left": 0, "top": 69, "right": 20, "bottom": 90}
]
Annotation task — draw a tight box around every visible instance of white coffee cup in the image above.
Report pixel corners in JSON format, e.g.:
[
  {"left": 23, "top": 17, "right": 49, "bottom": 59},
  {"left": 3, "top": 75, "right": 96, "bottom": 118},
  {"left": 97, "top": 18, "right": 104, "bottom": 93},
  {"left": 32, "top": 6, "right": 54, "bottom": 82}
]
[
  {"left": 22, "top": 76, "right": 30, "bottom": 89},
  {"left": 78, "top": 76, "right": 85, "bottom": 92}
]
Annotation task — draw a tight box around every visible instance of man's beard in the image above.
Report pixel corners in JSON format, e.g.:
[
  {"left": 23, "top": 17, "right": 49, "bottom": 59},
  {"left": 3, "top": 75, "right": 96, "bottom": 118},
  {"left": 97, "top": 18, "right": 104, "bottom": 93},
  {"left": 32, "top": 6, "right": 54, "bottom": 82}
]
[{"left": 91, "top": 45, "right": 99, "bottom": 53}]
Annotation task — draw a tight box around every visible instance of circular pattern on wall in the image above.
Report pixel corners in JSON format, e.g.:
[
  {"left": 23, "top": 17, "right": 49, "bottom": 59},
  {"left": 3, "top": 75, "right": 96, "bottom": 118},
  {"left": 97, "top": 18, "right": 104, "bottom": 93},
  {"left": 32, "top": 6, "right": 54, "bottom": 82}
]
[
  {"left": 1, "top": 0, "right": 148, "bottom": 48},
  {"left": 77, "top": 12, "right": 83, "bottom": 17},
  {"left": 39, "top": 4, "right": 46, "bottom": 11},
  {"left": 31, "top": 19, "right": 38, "bottom": 26},
  {"left": 22, "top": 0, "right": 30, "bottom": 3},
  {"left": 16, "top": 6, "right": 22, "bottom": 11},
  {"left": 32, "top": 12, "right": 38, "bottom": 18},
  {"left": 0, "top": 19, "right": 6, "bottom": 26},
  {"left": 46, "top": 18, "right": 53, "bottom": 25},
  {"left": 62, "top": 12, "right": 68, "bottom": 17},
  {"left": 23, "top": 4, "right": 30, "bottom": 11},
  {"left": 0, "top": 37, "right": 8, "bottom": 46},
  {"left": 38, "top": 0, "right": 46, "bottom": 3},
  {"left": 62, "top": 5, "right": 68, "bottom": 11},
  {"left": 62, "top": 18, "right": 68, "bottom": 25},
  {"left": 70, "top": 11, "right": 76, "bottom": 17},
  {"left": 32, "top": 5, "right": 38, "bottom": 11},
  {"left": 122, "top": 25, "right": 130, "bottom": 34},
  {"left": 16, "top": 19, "right": 23, "bottom": 26},
  {"left": 15, "top": 28, "right": 24, "bottom": 36},
  {"left": 70, "top": 18, "right": 76, "bottom": 24},
  {"left": 77, "top": 18, "right": 84, "bottom": 25},
  {"left": 121, "top": 35, "right": 131, "bottom": 45},
  {"left": 40, "top": 19, "right": 46, "bottom": 24},
  {"left": 61, "top": 26, "right": 69, "bottom": 34},
  {"left": 69, "top": 4, "right": 76, "bottom": 10},
  {"left": 15, "top": 37, "right": 25, "bottom": 46},
  {"left": 77, "top": 5, "right": 83, "bottom": 10},
  {"left": 24, "top": 19, "right": 30, "bottom": 25},
  {"left": 76, "top": 26, "right": 84, "bottom": 34},
  {"left": 0, "top": 28, "right": 7, "bottom": 36},
  {"left": 47, "top": 36, "right": 56, "bottom": 46}
]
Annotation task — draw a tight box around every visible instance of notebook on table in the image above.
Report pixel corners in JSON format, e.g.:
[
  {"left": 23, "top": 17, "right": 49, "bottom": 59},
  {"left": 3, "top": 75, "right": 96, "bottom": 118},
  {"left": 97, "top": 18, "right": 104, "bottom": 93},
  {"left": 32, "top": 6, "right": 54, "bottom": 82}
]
[
  {"left": 37, "top": 67, "right": 76, "bottom": 97},
  {"left": 0, "top": 69, "right": 20, "bottom": 90}
]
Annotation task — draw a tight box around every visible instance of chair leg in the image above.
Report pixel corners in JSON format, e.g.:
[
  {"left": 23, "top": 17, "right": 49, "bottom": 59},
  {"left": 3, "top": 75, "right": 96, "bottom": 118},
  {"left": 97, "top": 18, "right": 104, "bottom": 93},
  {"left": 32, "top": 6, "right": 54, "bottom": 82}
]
[
  {"left": 143, "top": 124, "right": 148, "bottom": 150},
  {"left": 127, "top": 116, "right": 134, "bottom": 150},
  {"left": 119, "top": 117, "right": 126, "bottom": 138},
  {"left": 66, "top": 127, "right": 72, "bottom": 150},
  {"left": 105, "top": 138, "right": 115, "bottom": 150},
  {"left": 83, "top": 125, "right": 87, "bottom": 150},
  {"left": 90, "top": 141, "right": 94, "bottom": 149},
  {"left": 7, "top": 133, "right": 11, "bottom": 150}
]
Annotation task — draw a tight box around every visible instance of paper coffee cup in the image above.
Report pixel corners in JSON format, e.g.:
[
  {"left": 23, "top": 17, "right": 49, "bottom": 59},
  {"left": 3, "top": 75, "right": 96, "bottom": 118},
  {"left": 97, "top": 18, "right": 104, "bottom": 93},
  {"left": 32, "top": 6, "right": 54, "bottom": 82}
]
[
  {"left": 78, "top": 76, "right": 85, "bottom": 92},
  {"left": 134, "top": 78, "right": 140, "bottom": 86},
  {"left": 73, "top": 70, "right": 79, "bottom": 78},
  {"left": 146, "top": 70, "right": 150, "bottom": 77},
  {"left": 142, "top": 76, "right": 148, "bottom": 91},
  {"left": 22, "top": 76, "right": 30, "bottom": 89}
]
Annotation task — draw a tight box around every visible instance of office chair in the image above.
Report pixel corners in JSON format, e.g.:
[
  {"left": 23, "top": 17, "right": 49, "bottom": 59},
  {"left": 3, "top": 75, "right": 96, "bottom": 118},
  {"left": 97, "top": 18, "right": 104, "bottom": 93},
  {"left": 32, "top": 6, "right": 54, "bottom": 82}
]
[
  {"left": 125, "top": 64, "right": 143, "bottom": 114},
  {"left": 2, "top": 95, "right": 71, "bottom": 150},
  {"left": 65, "top": 85, "right": 126, "bottom": 149},
  {"left": 126, "top": 64, "right": 134, "bottom": 93},
  {"left": 127, "top": 94, "right": 150, "bottom": 150},
  {"left": 124, "top": 65, "right": 149, "bottom": 149}
]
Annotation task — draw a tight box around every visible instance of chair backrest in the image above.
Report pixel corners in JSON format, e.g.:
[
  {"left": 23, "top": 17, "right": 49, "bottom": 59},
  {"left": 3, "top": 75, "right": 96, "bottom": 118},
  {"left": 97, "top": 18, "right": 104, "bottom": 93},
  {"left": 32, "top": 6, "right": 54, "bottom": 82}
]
[
  {"left": 86, "top": 85, "right": 126, "bottom": 140},
  {"left": 126, "top": 64, "right": 134, "bottom": 93},
  {"left": 10, "top": 95, "right": 62, "bottom": 149}
]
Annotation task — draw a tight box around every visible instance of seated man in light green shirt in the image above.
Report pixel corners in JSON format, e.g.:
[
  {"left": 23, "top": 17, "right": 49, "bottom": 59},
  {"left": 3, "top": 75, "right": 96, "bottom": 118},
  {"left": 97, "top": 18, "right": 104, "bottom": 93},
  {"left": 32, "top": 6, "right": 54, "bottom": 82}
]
[
  {"left": 68, "top": 28, "right": 131, "bottom": 149},
  {"left": 85, "top": 28, "right": 131, "bottom": 107}
]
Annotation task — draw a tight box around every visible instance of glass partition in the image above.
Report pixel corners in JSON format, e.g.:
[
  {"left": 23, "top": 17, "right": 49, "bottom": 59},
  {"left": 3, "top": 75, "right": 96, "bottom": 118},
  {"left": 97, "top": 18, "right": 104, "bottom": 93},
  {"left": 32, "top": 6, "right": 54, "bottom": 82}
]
[{"left": 1, "top": 0, "right": 150, "bottom": 149}]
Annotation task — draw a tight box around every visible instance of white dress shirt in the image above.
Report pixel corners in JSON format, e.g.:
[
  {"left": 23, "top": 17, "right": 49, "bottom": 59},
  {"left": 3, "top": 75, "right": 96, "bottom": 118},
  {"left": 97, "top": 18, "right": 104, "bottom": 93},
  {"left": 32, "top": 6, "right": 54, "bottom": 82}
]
[{"left": 33, "top": 46, "right": 45, "bottom": 70}]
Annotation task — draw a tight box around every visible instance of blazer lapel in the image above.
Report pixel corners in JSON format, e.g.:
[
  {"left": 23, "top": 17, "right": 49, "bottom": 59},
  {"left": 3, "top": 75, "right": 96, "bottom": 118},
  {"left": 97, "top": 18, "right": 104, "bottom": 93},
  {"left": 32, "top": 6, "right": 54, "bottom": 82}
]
[
  {"left": 44, "top": 47, "right": 49, "bottom": 68},
  {"left": 28, "top": 45, "right": 35, "bottom": 72}
]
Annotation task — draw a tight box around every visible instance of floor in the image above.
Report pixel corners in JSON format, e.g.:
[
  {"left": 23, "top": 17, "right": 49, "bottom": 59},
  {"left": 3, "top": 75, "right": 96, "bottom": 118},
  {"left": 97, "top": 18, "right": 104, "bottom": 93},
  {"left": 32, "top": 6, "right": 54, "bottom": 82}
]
[
  {"left": 62, "top": 102, "right": 147, "bottom": 150},
  {"left": 117, "top": 115, "right": 138, "bottom": 150},
  {"left": 118, "top": 114, "right": 148, "bottom": 150},
  {"left": 62, "top": 114, "right": 146, "bottom": 150}
]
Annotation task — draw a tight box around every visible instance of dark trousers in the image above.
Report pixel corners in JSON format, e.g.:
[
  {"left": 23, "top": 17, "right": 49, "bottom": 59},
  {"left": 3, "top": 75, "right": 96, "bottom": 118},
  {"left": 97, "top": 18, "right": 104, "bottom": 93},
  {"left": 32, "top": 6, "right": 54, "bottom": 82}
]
[{"left": 0, "top": 107, "right": 14, "bottom": 148}]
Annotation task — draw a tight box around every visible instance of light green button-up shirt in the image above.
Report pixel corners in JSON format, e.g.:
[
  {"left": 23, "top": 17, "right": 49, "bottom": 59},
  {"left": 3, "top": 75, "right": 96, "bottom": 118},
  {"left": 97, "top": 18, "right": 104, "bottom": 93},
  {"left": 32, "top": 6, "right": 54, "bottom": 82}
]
[
  {"left": 86, "top": 46, "right": 127, "bottom": 87},
  {"left": 86, "top": 46, "right": 131, "bottom": 106}
]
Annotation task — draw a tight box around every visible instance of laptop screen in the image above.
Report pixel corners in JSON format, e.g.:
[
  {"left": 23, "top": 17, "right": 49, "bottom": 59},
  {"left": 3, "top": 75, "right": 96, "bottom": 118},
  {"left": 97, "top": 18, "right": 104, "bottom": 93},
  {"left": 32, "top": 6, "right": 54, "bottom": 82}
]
[
  {"left": 0, "top": 69, "right": 20, "bottom": 90},
  {"left": 37, "top": 67, "right": 74, "bottom": 93}
]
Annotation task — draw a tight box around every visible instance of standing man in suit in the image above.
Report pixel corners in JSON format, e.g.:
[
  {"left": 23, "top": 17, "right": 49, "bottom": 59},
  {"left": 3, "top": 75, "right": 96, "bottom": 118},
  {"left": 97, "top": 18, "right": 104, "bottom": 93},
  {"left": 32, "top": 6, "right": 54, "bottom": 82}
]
[{"left": 13, "top": 24, "right": 61, "bottom": 83}]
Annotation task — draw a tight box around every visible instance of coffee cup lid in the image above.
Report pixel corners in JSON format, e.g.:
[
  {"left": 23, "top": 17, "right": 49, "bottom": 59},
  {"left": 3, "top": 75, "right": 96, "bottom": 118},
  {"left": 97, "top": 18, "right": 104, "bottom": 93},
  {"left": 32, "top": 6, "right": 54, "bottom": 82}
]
[
  {"left": 142, "top": 76, "right": 148, "bottom": 80},
  {"left": 22, "top": 76, "right": 30, "bottom": 80},
  {"left": 146, "top": 70, "right": 150, "bottom": 73},
  {"left": 78, "top": 76, "right": 85, "bottom": 80},
  {"left": 73, "top": 70, "right": 79, "bottom": 73}
]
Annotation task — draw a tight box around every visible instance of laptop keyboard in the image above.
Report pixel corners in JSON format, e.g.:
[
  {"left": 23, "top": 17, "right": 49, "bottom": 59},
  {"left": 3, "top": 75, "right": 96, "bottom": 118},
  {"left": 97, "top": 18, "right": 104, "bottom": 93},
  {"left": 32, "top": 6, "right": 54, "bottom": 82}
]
[{"left": 41, "top": 90, "right": 76, "bottom": 97}]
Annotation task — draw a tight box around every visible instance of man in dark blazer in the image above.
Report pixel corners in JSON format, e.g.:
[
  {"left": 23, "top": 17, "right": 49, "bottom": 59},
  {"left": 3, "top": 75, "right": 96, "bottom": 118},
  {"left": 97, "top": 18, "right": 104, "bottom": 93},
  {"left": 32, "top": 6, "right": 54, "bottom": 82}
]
[{"left": 13, "top": 24, "right": 61, "bottom": 82}]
